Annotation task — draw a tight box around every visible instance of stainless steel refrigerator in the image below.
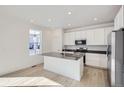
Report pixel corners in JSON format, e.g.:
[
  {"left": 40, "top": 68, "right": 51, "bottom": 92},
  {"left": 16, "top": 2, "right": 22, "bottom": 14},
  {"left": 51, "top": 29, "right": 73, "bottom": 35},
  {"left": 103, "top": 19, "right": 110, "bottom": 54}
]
[{"left": 107, "top": 28, "right": 124, "bottom": 87}]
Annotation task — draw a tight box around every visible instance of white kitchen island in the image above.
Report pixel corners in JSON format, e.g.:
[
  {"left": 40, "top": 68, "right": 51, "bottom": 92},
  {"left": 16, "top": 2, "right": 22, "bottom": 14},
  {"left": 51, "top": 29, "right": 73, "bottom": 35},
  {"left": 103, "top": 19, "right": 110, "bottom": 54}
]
[{"left": 42, "top": 52, "right": 84, "bottom": 81}]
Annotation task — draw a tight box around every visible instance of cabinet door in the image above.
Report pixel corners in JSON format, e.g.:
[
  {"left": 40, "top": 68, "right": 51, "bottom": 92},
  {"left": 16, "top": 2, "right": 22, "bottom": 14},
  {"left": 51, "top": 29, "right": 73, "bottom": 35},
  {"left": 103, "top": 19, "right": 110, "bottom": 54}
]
[
  {"left": 94, "top": 28, "right": 105, "bottom": 45},
  {"left": 99, "top": 54, "right": 107, "bottom": 68},
  {"left": 80, "top": 31, "right": 86, "bottom": 39},
  {"left": 86, "top": 28, "right": 104, "bottom": 45},
  {"left": 68, "top": 32, "right": 75, "bottom": 45},
  {"left": 86, "top": 53, "right": 107, "bottom": 69},
  {"left": 86, "top": 53, "right": 100, "bottom": 67},
  {"left": 75, "top": 31, "right": 86, "bottom": 40},
  {"left": 75, "top": 31, "right": 82, "bottom": 40},
  {"left": 86, "top": 30, "right": 94, "bottom": 45},
  {"left": 104, "top": 27, "right": 113, "bottom": 45},
  {"left": 64, "top": 33, "right": 69, "bottom": 45},
  {"left": 64, "top": 32, "right": 75, "bottom": 45}
]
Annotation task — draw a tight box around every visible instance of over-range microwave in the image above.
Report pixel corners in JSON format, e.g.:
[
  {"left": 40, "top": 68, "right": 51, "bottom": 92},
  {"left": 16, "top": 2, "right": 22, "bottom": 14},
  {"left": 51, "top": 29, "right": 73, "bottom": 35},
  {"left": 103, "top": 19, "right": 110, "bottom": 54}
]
[{"left": 75, "top": 40, "right": 86, "bottom": 45}]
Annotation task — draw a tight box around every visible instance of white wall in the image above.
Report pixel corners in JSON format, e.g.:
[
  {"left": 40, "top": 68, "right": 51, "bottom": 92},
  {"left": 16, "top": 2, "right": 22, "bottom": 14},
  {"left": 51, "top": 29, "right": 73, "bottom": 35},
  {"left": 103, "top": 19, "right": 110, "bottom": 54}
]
[
  {"left": 51, "top": 29, "right": 63, "bottom": 52},
  {"left": 42, "top": 28, "right": 64, "bottom": 53},
  {"left": 0, "top": 15, "right": 47, "bottom": 76},
  {"left": 42, "top": 29, "right": 53, "bottom": 53}
]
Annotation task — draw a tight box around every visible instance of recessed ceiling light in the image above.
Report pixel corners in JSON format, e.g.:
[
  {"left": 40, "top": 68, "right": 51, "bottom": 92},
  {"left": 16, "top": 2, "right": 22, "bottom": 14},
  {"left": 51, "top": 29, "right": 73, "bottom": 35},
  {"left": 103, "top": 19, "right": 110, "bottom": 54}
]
[
  {"left": 30, "top": 19, "right": 34, "bottom": 23},
  {"left": 48, "top": 18, "right": 52, "bottom": 22},
  {"left": 68, "top": 24, "right": 71, "bottom": 26},
  {"left": 94, "top": 18, "right": 98, "bottom": 21},
  {"left": 68, "top": 11, "right": 72, "bottom": 15}
]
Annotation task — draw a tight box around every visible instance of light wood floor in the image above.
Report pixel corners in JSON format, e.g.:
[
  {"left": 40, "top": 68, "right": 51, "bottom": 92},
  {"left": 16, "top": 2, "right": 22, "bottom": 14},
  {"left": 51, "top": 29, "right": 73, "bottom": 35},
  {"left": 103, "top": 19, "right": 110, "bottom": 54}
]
[{"left": 1, "top": 64, "right": 109, "bottom": 87}]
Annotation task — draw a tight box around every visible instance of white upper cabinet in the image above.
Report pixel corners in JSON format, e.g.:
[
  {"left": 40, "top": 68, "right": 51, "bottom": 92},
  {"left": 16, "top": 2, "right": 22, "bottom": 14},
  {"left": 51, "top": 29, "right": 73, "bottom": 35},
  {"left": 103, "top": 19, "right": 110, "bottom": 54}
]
[
  {"left": 104, "top": 27, "right": 113, "bottom": 45},
  {"left": 75, "top": 31, "right": 86, "bottom": 40},
  {"left": 86, "top": 29, "right": 94, "bottom": 45},
  {"left": 64, "top": 33, "right": 69, "bottom": 45},
  {"left": 114, "top": 6, "right": 124, "bottom": 30},
  {"left": 75, "top": 31, "right": 82, "bottom": 40},
  {"left": 80, "top": 31, "right": 86, "bottom": 39},
  {"left": 64, "top": 31, "right": 86, "bottom": 45},
  {"left": 86, "top": 28, "right": 105, "bottom": 45},
  {"left": 93, "top": 28, "right": 105, "bottom": 45},
  {"left": 64, "top": 26, "right": 113, "bottom": 45},
  {"left": 64, "top": 32, "right": 75, "bottom": 45}
]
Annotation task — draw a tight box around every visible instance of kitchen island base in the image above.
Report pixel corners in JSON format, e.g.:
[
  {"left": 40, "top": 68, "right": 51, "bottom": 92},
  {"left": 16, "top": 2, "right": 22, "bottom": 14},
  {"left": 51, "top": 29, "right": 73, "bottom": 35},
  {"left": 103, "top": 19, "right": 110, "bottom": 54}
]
[{"left": 44, "top": 56, "right": 84, "bottom": 81}]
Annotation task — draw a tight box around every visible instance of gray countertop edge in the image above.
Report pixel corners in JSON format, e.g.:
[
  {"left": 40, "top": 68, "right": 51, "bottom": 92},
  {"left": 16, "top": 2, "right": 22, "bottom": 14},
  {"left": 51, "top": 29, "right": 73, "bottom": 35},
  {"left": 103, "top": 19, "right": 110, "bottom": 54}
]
[{"left": 41, "top": 52, "right": 84, "bottom": 61}]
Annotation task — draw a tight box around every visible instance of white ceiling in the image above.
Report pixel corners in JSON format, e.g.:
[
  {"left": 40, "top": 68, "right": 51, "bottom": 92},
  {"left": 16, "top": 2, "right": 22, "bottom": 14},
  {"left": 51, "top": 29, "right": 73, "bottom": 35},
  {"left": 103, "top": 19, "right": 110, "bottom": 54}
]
[{"left": 0, "top": 5, "right": 121, "bottom": 29}]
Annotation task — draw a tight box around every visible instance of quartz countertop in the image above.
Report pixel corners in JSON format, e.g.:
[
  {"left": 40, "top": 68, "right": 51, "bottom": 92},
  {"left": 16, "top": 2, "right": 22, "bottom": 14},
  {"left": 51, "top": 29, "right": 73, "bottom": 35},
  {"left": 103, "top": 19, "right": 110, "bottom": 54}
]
[
  {"left": 42, "top": 52, "right": 84, "bottom": 60},
  {"left": 62, "top": 49, "right": 106, "bottom": 54}
]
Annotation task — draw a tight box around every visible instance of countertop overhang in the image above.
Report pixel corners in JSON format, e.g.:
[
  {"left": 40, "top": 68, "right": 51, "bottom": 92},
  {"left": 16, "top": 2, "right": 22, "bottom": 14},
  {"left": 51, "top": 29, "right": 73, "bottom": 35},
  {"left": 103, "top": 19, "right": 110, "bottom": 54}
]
[{"left": 42, "top": 52, "right": 84, "bottom": 60}]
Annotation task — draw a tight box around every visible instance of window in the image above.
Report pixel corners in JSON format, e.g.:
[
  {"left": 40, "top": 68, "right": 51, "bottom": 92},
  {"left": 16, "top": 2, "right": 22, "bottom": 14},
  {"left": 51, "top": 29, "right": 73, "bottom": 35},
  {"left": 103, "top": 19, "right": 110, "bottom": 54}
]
[{"left": 29, "top": 29, "right": 41, "bottom": 55}]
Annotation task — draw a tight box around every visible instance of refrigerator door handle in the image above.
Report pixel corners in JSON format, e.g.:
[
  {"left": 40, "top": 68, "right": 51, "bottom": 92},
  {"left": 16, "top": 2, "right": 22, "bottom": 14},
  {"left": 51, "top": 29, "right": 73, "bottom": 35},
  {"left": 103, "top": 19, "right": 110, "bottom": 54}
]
[{"left": 106, "top": 45, "right": 109, "bottom": 57}]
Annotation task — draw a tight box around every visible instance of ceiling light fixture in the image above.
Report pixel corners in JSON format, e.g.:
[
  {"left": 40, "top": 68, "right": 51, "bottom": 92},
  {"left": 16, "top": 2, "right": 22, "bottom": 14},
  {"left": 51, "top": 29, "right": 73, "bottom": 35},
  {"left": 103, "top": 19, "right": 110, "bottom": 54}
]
[
  {"left": 68, "top": 11, "right": 72, "bottom": 15},
  {"left": 94, "top": 18, "right": 98, "bottom": 21},
  {"left": 68, "top": 24, "right": 71, "bottom": 26},
  {"left": 48, "top": 18, "right": 52, "bottom": 22},
  {"left": 30, "top": 19, "right": 34, "bottom": 23}
]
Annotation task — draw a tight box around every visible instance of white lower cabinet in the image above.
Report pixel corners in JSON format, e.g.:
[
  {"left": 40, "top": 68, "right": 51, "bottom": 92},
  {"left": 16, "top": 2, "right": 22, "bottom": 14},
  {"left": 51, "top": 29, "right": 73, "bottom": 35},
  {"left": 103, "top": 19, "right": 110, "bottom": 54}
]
[
  {"left": 86, "top": 53, "right": 107, "bottom": 69},
  {"left": 99, "top": 54, "right": 107, "bottom": 68}
]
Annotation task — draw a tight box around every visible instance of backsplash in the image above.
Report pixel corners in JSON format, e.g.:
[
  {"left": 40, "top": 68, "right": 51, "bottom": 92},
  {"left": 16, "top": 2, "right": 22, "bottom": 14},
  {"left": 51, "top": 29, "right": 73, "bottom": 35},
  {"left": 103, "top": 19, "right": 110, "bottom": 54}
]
[{"left": 64, "top": 45, "right": 107, "bottom": 51}]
